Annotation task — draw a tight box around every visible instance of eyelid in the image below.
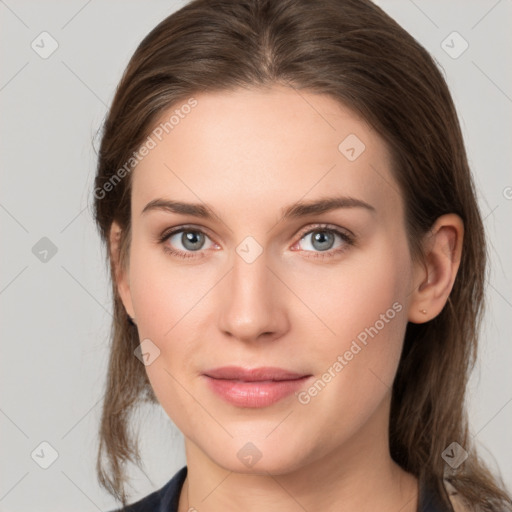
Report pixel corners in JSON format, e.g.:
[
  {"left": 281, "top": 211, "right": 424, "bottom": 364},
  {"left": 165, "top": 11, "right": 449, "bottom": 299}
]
[
  {"left": 294, "top": 223, "right": 355, "bottom": 242},
  {"left": 159, "top": 223, "right": 217, "bottom": 242}
]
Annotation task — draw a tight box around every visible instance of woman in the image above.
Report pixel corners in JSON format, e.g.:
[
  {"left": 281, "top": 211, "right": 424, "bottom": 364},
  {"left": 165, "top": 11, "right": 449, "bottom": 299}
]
[{"left": 93, "top": 0, "right": 512, "bottom": 510}]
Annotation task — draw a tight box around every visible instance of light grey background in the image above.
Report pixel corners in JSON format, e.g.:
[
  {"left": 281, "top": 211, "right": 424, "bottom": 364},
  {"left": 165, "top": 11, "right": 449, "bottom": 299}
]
[{"left": 1, "top": 1, "right": 511, "bottom": 510}]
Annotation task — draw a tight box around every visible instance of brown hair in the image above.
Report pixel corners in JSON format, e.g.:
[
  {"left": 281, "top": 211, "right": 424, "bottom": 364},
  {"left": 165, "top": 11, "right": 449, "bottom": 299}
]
[{"left": 93, "top": 0, "right": 512, "bottom": 509}]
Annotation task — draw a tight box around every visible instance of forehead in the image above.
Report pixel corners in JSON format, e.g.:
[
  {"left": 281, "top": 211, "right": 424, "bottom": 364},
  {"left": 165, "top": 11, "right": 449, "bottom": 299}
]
[{"left": 131, "top": 86, "right": 400, "bottom": 222}]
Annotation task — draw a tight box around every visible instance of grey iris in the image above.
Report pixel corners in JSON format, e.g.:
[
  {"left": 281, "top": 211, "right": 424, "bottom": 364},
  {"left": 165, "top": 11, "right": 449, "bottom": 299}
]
[
  {"left": 182, "top": 231, "right": 204, "bottom": 251},
  {"left": 311, "top": 231, "right": 334, "bottom": 251}
]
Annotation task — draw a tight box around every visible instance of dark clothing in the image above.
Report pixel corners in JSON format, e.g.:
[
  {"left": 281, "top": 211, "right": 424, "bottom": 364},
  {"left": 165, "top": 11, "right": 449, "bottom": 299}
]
[{"left": 111, "top": 465, "right": 455, "bottom": 511}]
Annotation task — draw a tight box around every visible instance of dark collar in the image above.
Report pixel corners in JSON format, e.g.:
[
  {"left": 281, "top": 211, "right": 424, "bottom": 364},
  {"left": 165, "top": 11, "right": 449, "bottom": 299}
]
[
  {"left": 117, "top": 465, "right": 455, "bottom": 512},
  {"left": 417, "top": 473, "right": 455, "bottom": 512}
]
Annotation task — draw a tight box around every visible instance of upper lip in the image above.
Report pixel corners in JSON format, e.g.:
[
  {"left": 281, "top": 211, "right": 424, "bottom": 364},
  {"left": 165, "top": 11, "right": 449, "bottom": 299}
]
[{"left": 203, "top": 366, "right": 309, "bottom": 382}]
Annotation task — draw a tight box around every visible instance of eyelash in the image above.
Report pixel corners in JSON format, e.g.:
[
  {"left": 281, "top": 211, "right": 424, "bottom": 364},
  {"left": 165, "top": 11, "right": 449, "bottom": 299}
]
[{"left": 157, "top": 223, "right": 355, "bottom": 260}]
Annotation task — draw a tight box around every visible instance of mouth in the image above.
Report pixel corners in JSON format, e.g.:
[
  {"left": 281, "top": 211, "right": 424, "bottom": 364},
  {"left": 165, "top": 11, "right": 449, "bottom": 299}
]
[{"left": 202, "top": 366, "right": 312, "bottom": 408}]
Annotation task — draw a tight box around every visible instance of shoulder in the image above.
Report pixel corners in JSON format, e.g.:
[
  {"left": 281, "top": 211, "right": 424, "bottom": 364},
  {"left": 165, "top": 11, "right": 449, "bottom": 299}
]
[
  {"left": 447, "top": 495, "right": 470, "bottom": 512},
  {"left": 444, "top": 479, "right": 470, "bottom": 512},
  {"left": 444, "top": 479, "right": 488, "bottom": 512},
  {"left": 444, "top": 479, "right": 512, "bottom": 512}
]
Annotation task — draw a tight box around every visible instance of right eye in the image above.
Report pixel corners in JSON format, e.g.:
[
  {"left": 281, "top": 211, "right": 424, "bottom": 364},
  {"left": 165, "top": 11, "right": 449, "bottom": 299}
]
[{"left": 158, "top": 226, "right": 218, "bottom": 259}]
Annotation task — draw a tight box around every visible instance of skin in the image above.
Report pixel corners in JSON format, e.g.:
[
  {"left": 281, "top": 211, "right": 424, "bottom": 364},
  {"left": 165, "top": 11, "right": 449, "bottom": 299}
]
[{"left": 110, "top": 84, "right": 463, "bottom": 512}]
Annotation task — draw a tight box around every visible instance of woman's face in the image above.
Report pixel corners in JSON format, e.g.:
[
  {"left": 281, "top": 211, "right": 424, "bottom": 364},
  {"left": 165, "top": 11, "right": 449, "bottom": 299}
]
[{"left": 117, "top": 85, "right": 420, "bottom": 473}]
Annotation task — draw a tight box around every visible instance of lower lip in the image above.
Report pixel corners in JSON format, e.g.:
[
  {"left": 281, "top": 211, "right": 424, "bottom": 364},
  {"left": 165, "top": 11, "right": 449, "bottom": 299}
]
[{"left": 203, "top": 375, "right": 311, "bottom": 408}]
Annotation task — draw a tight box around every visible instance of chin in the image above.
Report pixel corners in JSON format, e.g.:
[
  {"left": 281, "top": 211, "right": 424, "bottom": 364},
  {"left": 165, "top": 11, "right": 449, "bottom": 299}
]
[{"left": 197, "top": 434, "right": 315, "bottom": 476}]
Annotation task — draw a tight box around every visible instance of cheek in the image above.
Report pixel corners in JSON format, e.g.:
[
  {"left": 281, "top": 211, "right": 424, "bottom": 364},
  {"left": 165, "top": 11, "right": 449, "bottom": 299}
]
[
  {"left": 128, "top": 236, "right": 212, "bottom": 340},
  {"left": 290, "top": 234, "right": 409, "bottom": 346},
  {"left": 290, "top": 238, "right": 410, "bottom": 416},
  {"left": 278, "top": 250, "right": 409, "bottom": 458},
  {"left": 127, "top": 257, "right": 202, "bottom": 433},
  {"left": 126, "top": 242, "right": 215, "bottom": 416}
]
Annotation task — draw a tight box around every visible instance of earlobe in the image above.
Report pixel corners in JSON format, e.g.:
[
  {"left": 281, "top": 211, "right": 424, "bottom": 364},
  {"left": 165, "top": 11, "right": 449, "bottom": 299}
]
[
  {"left": 408, "top": 214, "right": 464, "bottom": 324},
  {"left": 109, "top": 221, "right": 135, "bottom": 320}
]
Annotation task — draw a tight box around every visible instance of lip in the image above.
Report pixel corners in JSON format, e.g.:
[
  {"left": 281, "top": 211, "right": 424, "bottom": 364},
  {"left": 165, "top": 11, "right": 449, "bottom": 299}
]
[
  {"left": 202, "top": 366, "right": 312, "bottom": 408},
  {"left": 203, "top": 366, "right": 308, "bottom": 381}
]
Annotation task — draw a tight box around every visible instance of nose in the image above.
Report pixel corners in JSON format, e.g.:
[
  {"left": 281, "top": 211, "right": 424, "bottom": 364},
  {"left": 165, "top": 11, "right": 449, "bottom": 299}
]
[{"left": 217, "top": 248, "right": 289, "bottom": 343}]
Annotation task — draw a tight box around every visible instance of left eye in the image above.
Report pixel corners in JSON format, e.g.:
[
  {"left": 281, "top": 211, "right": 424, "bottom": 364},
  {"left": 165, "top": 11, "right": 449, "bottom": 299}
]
[{"left": 295, "top": 228, "right": 352, "bottom": 253}]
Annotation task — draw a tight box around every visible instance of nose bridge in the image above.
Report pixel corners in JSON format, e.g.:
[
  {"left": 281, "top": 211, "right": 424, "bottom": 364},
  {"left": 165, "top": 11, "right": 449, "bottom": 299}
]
[
  {"left": 231, "top": 245, "right": 268, "bottom": 300},
  {"left": 218, "top": 243, "right": 282, "bottom": 341}
]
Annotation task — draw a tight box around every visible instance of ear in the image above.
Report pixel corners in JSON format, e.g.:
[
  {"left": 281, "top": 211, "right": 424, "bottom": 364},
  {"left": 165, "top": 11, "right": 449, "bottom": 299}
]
[
  {"left": 109, "top": 220, "right": 135, "bottom": 320},
  {"left": 407, "top": 213, "right": 464, "bottom": 324}
]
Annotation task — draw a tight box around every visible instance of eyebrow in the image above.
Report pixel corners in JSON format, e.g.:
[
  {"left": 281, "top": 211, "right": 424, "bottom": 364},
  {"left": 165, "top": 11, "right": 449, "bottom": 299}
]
[{"left": 141, "top": 195, "right": 376, "bottom": 221}]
